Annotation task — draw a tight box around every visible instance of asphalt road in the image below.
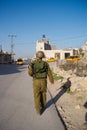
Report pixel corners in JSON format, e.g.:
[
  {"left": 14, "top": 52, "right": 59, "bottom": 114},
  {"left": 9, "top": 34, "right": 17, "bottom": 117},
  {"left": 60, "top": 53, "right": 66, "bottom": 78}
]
[{"left": 0, "top": 64, "right": 65, "bottom": 130}]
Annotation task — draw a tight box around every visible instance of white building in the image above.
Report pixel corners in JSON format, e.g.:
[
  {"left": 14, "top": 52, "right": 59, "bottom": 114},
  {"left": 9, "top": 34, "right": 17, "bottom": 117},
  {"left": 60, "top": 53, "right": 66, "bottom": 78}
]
[{"left": 36, "top": 36, "right": 73, "bottom": 60}]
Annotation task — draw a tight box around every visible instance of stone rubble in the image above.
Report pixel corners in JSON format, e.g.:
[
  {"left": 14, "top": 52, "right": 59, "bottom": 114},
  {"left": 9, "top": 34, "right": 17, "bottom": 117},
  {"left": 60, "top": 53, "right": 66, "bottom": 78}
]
[{"left": 48, "top": 66, "right": 87, "bottom": 130}]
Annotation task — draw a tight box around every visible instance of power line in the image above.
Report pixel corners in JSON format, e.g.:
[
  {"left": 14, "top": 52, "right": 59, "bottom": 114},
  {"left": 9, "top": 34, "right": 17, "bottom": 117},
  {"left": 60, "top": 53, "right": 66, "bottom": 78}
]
[
  {"left": 15, "top": 42, "right": 36, "bottom": 45},
  {"left": 61, "top": 34, "right": 87, "bottom": 40},
  {"left": 51, "top": 34, "right": 87, "bottom": 42}
]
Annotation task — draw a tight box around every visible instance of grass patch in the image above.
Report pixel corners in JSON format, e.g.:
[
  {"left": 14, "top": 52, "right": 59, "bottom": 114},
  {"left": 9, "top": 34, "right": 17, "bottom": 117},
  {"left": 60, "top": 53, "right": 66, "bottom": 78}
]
[
  {"left": 66, "top": 89, "right": 73, "bottom": 95},
  {"left": 76, "top": 96, "right": 83, "bottom": 100},
  {"left": 53, "top": 72, "right": 64, "bottom": 81}
]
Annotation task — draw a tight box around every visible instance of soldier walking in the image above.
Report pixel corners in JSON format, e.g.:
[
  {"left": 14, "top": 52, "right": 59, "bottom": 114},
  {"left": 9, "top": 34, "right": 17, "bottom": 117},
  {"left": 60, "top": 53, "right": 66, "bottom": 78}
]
[{"left": 28, "top": 51, "right": 54, "bottom": 115}]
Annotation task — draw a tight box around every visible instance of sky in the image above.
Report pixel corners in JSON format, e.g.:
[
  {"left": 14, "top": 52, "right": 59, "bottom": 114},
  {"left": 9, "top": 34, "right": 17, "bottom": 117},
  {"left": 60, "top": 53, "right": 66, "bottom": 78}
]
[{"left": 0, "top": 0, "right": 87, "bottom": 58}]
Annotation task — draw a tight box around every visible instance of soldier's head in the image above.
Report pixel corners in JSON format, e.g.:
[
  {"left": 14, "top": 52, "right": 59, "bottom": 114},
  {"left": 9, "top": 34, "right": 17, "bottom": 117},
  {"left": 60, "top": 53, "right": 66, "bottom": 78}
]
[{"left": 36, "top": 51, "right": 45, "bottom": 59}]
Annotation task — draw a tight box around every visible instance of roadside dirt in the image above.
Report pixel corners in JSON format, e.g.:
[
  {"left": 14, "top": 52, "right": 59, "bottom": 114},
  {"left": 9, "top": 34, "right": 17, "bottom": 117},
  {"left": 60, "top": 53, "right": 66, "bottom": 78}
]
[
  {"left": 48, "top": 82, "right": 87, "bottom": 130},
  {"left": 48, "top": 67, "right": 87, "bottom": 130}
]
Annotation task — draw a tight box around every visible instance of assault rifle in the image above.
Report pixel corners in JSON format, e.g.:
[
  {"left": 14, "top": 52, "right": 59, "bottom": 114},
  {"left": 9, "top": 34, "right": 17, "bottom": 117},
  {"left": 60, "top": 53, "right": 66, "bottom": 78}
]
[{"left": 28, "top": 59, "right": 34, "bottom": 69}]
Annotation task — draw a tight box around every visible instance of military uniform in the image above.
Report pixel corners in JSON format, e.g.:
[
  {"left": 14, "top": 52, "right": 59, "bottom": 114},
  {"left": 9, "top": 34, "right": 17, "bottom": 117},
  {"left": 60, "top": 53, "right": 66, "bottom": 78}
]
[{"left": 28, "top": 51, "right": 54, "bottom": 114}]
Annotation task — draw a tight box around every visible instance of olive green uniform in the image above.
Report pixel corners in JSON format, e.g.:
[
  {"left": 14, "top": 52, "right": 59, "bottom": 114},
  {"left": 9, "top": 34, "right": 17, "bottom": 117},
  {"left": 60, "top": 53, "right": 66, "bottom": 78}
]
[{"left": 28, "top": 59, "right": 54, "bottom": 114}]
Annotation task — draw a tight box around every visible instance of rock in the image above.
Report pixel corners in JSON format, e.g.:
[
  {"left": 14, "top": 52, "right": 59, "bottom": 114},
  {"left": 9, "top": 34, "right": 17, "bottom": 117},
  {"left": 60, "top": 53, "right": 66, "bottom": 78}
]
[{"left": 75, "top": 105, "right": 81, "bottom": 109}]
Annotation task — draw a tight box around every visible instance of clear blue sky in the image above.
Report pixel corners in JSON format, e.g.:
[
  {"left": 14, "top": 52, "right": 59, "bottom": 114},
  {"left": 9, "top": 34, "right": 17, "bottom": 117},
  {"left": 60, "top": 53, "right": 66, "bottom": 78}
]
[{"left": 0, "top": 0, "right": 87, "bottom": 58}]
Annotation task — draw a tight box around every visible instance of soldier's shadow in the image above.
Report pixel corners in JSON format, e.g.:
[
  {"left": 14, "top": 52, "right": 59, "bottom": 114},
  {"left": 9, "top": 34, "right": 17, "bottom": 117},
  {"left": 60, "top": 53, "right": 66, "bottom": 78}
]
[
  {"left": 82, "top": 112, "right": 87, "bottom": 129},
  {"left": 46, "top": 78, "right": 71, "bottom": 109},
  {"left": 84, "top": 102, "right": 87, "bottom": 124}
]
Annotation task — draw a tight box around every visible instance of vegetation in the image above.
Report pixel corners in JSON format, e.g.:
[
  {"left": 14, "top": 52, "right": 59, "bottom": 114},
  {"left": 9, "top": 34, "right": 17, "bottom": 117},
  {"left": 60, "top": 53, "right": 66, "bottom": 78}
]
[{"left": 53, "top": 72, "right": 64, "bottom": 81}]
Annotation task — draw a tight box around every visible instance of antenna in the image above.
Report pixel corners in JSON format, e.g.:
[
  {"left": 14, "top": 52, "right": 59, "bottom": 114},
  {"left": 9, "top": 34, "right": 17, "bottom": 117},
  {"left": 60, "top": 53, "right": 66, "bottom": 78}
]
[{"left": 8, "top": 34, "right": 16, "bottom": 54}]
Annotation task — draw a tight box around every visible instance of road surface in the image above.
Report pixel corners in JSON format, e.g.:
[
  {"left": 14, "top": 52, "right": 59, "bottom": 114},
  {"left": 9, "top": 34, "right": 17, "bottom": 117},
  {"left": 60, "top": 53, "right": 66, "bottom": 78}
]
[{"left": 0, "top": 64, "right": 65, "bottom": 130}]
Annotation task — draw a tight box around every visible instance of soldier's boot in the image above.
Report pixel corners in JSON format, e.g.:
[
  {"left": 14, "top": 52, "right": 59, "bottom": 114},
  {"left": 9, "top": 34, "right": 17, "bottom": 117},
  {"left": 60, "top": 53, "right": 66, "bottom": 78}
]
[
  {"left": 40, "top": 92, "right": 46, "bottom": 114},
  {"left": 35, "top": 100, "right": 41, "bottom": 115},
  {"left": 36, "top": 110, "right": 41, "bottom": 115}
]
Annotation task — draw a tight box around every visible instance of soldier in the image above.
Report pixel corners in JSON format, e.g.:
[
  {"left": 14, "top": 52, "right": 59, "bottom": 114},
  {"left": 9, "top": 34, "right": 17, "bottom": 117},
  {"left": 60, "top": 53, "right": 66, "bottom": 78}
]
[{"left": 28, "top": 51, "right": 54, "bottom": 115}]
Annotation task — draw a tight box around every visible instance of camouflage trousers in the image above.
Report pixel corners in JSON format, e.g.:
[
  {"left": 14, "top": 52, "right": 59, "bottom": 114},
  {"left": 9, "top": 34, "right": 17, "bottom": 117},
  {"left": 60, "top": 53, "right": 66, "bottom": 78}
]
[{"left": 33, "top": 78, "right": 47, "bottom": 113}]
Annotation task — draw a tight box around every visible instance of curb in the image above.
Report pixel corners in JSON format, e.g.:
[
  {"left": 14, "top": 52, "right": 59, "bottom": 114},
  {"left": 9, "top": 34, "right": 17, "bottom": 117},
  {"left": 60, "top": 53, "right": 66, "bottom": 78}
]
[{"left": 47, "top": 88, "right": 68, "bottom": 130}]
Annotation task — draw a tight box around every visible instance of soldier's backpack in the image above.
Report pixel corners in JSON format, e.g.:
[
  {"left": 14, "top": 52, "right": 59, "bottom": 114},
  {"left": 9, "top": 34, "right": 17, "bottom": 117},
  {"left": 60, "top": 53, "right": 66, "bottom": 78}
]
[{"left": 32, "top": 60, "right": 48, "bottom": 78}]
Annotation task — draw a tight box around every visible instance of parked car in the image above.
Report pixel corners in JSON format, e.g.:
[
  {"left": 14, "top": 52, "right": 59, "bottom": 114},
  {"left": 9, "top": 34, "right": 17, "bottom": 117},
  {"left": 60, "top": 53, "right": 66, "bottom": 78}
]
[
  {"left": 66, "top": 55, "right": 80, "bottom": 62},
  {"left": 46, "top": 57, "right": 58, "bottom": 62},
  {"left": 16, "top": 58, "right": 24, "bottom": 65}
]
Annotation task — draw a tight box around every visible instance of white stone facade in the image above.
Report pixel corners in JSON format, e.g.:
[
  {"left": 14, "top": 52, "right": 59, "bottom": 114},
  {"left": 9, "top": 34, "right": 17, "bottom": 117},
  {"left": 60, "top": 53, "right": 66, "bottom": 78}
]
[
  {"left": 44, "top": 50, "right": 73, "bottom": 60},
  {"left": 36, "top": 37, "right": 73, "bottom": 60}
]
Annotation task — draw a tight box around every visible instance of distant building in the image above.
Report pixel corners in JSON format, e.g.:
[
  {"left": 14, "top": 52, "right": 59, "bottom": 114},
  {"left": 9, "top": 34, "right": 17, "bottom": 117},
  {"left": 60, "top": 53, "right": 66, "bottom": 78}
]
[
  {"left": 36, "top": 35, "right": 73, "bottom": 60},
  {"left": 36, "top": 39, "right": 51, "bottom": 51},
  {"left": 0, "top": 51, "right": 12, "bottom": 64},
  {"left": 51, "top": 45, "right": 57, "bottom": 50}
]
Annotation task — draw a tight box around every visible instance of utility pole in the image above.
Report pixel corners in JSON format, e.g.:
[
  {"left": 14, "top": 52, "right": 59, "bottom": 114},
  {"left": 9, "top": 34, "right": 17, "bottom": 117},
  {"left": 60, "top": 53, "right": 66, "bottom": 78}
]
[
  {"left": 0, "top": 44, "right": 2, "bottom": 52},
  {"left": 0, "top": 44, "right": 3, "bottom": 63},
  {"left": 8, "top": 34, "right": 16, "bottom": 54},
  {"left": 8, "top": 34, "right": 16, "bottom": 62}
]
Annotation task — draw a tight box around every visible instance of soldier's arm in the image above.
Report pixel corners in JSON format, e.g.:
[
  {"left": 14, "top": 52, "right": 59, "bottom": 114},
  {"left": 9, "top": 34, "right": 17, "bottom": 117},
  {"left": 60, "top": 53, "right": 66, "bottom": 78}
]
[
  {"left": 28, "top": 60, "right": 35, "bottom": 77},
  {"left": 47, "top": 64, "right": 54, "bottom": 84}
]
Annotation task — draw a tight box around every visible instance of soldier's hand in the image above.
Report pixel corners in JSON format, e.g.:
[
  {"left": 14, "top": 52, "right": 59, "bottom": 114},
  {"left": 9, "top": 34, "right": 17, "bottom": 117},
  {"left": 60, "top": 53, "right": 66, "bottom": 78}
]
[{"left": 51, "top": 83, "right": 54, "bottom": 87}]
